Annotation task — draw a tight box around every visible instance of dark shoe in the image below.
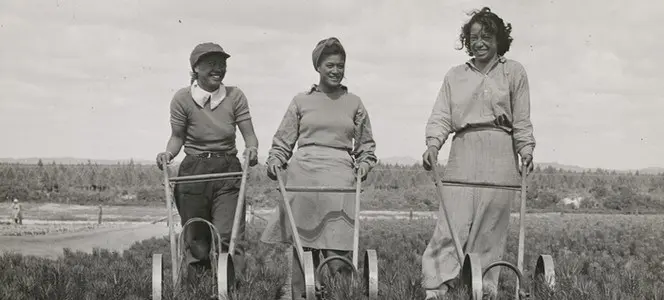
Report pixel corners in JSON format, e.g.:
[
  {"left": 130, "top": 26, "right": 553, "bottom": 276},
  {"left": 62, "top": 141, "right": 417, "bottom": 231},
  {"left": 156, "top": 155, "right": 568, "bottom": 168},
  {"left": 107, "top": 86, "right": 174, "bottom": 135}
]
[{"left": 189, "top": 240, "right": 211, "bottom": 261}]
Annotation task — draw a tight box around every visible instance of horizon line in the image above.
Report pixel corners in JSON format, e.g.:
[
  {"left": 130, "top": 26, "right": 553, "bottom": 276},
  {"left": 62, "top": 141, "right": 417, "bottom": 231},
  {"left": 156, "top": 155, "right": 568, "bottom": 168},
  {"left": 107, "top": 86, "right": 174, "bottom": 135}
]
[{"left": 0, "top": 156, "right": 662, "bottom": 172}]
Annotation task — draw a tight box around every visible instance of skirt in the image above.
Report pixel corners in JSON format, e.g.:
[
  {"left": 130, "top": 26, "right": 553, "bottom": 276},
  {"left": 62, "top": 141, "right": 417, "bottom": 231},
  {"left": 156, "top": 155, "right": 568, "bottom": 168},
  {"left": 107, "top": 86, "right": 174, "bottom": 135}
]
[
  {"left": 260, "top": 145, "right": 357, "bottom": 251},
  {"left": 422, "top": 127, "right": 521, "bottom": 293}
]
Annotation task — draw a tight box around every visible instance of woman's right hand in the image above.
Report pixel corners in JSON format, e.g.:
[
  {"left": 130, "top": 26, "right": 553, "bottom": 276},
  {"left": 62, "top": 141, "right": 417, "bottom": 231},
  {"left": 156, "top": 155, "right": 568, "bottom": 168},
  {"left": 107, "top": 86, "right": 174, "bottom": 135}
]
[
  {"left": 266, "top": 162, "right": 281, "bottom": 181},
  {"left": 156, "top": 152, "right": 173, "bottom": 170},
  {"left": 422, "top": 146, "right": 439, "bottom": 171}
]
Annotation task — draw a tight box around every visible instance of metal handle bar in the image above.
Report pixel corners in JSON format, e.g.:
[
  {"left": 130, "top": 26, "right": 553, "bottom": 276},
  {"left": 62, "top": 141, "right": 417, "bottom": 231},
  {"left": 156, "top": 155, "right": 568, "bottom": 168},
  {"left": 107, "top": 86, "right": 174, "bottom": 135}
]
[
  {"left": 170, "top": 172, "right": 243, "bottom": 183},
  {"left": 440, "top": 180, "right": 522, "bottom": 191},
  {"left": 275, "top": 186, "right": 363, "bottom": 193}
]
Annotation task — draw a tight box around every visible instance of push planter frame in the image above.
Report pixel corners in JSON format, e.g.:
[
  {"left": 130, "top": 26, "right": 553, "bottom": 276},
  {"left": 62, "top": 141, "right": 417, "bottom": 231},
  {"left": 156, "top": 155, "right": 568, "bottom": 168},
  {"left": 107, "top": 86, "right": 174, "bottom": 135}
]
[
  {"left": 152, "top": 156, "right": 251, "bottom": 300},
  {"left": 429, "top": 164, "right": 556, "bottom": 299},
  {"left": 274, "top": 169, "right": 379, "bottom": 300}
]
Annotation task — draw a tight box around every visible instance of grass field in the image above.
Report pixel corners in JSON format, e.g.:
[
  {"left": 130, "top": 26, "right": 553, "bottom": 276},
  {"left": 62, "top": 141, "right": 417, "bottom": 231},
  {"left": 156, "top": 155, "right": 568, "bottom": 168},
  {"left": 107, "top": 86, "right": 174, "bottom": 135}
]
[{"left": 1, "top": 213, "right": 664, "bottom": 300}]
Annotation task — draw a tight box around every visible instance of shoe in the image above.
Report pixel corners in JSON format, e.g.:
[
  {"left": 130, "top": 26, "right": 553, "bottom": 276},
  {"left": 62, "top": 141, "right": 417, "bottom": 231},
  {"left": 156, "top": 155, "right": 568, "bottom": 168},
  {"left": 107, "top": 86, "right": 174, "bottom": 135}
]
[
  {"left": 189, "top": 240, "right": 211, "bottom": 261},
  {"left": 425, "top": 285, "right": 449, "bottom": 300},
  {"left": 482, "top": 282, "right": 497, "bottom": 300}
]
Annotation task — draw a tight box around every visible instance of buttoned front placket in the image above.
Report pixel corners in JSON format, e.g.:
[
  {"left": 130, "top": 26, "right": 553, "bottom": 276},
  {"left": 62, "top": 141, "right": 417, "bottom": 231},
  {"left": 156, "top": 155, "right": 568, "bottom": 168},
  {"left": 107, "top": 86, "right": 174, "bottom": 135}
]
[{"left": 463, "top": 57, "right": 512, "bottom": 127}]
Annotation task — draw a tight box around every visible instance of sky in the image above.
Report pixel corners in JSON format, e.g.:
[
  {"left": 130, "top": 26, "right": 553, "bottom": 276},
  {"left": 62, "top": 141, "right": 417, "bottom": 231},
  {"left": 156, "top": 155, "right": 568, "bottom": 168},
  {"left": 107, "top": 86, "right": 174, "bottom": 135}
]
[{"left": 0, "top": 0, "right": 662, "bottom": 170}]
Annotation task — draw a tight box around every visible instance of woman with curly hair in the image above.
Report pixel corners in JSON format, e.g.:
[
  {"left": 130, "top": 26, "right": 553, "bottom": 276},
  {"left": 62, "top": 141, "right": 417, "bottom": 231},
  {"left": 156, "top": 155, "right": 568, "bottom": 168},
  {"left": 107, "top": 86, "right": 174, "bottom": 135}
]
[
  {"left": 421, "top": 7, "right": 535, "bottom": 299},
  {"left": 261, "top": 37, "right": 377, "bottom": 300}
]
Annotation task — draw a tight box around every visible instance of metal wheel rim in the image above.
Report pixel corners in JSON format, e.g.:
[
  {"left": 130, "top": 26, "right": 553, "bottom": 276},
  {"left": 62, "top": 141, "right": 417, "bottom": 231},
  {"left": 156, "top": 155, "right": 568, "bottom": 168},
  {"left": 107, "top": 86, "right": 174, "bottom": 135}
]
[
  {"left": 217, "top": 253, "right": 235, "bottom": 299},
  {"left": 460, "top": 253, "right": 483, "bottom": 300},
  {"left": 534, "top": 254, "right": 556, "bottom": 289},
  {"left": 314, "top": 255, "right": 359, "bottom": 289},
  {"left": 152, "top": 253, "right": 162, "bottom": 300},
  {"left": 363, "top": 250, "right": 378, "bottom": 299},
  {"left": 290, "top": 250, "right": 317, "bottom": 300},
  {"left": 483, "top": 260, "right": 526, "bottom": 299},
  {"left": 178, "top": 217, "right": 225, "bottom": 296}
]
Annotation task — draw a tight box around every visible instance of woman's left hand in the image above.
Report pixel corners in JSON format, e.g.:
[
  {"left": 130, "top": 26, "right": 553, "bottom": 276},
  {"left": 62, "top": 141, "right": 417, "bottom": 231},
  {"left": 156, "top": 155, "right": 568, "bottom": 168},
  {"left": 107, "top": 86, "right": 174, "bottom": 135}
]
[
  {"left": 244, "top": 147, "right": 258, "bottom": 166},
  {"left": 521, "top": 154, "right": 534, "bottom": 174},
  {"left": 356, "top": 162, "right": 370, "bottom": 181}
]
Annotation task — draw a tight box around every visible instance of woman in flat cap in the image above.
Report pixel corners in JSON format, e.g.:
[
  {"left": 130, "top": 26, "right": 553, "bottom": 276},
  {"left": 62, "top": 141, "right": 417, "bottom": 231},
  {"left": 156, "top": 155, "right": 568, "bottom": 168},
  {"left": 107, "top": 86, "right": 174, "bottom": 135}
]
[
  {"left": 421, "top": 7, "right": 536, "bottom": 299},
  {"left": 156, "top": 42, "right": 259, "bottom": 274},
  {"left": 261, "top": 37, "right": 378, "bottom": 299}
]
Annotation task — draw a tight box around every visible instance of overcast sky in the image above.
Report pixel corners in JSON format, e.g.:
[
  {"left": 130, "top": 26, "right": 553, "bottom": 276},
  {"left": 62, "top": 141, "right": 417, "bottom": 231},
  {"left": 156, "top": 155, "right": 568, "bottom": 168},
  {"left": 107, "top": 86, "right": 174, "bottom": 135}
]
[{"left": 0, "top": 0, "right": 662, "bottom": 170}]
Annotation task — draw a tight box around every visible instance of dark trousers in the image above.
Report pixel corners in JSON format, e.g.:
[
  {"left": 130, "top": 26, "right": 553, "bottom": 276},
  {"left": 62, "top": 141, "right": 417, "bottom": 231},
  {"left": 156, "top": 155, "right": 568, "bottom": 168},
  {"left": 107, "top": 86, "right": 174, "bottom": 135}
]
[{"left": 174, "top": 154, "right": 247, "bottom": 268}]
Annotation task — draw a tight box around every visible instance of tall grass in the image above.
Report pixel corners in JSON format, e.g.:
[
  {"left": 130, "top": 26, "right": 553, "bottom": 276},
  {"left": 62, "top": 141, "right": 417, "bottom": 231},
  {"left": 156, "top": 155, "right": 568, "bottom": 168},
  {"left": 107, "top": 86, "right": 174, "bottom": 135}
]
[{"left": 1, "top": 214, "right": 663, "bottom": 299}]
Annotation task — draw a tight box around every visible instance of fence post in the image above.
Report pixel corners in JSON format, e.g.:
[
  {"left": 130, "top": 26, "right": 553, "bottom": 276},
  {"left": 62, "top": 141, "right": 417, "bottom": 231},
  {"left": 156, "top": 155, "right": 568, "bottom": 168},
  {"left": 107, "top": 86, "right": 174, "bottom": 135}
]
[
  {"left": 245, "top": 204, "right": 254, "bottom": 226},
  {"left": 98, "top": 205, "right": 102, "bottom": 224}
]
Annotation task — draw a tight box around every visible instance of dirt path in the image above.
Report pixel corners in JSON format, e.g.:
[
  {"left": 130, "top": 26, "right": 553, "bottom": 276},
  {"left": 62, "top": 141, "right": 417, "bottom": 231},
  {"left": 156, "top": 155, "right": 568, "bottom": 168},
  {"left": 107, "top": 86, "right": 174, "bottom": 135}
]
[
  {"left": 0, "top": 222, "right": 180, "bottom": 260},
  {"left": 2, "top": 210, "right": 638, "bottom": 261}
]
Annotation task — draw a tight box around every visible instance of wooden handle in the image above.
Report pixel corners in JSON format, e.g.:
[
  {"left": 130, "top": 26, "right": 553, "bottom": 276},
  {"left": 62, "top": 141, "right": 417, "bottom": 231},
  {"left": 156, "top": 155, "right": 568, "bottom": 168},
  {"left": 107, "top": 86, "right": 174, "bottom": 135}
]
[
  {"left": 430, "top": 164, "right": 465, "bottom": 265},
  {"left": 515, "top": 163, "right": 528, "bottom": 299},
  {"left": 160, "top": 159, "right": 178, "bottom": 289},
  {"left": 352, "top": 172, "right": 362, "bottom": 269},
  {"left": 228, "top": 156, "right": 250, "bottom": 255},
  {"left": 275, "top": 169, "right": 307, "bottom": 271}
]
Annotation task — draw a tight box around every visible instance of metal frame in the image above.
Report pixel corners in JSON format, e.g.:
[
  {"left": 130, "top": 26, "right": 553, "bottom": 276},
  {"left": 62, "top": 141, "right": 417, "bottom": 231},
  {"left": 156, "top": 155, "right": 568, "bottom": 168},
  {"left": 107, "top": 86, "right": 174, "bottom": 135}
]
[
  {"left": 275, "top": 170, "right": 379, "bottom": 300},
  {"left": 430, "top": 164, "right": 556, "bottom": 299},
  {"left": 152, "top": 156, "right": 250, "bottom": 300}
]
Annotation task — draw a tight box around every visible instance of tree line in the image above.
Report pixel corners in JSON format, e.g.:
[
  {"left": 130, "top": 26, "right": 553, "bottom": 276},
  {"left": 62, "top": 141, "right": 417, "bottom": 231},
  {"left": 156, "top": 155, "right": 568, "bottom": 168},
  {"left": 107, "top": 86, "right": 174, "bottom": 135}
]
[{"left": 1, "top": 160, "right": 663, "bottom": 213}]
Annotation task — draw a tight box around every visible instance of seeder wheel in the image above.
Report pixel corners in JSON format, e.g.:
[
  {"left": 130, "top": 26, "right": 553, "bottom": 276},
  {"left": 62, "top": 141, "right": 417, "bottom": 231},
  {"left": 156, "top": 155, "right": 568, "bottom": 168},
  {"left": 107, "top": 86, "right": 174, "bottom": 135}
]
[
  {"left": 534, "top": 254, "right": 556, "bottom": 291},
  {"left": 216, "top": 252, "right": 236, "bottom": 299},
  {"left": 460, "top": 253, "right": 483, "bottom": 300},
  {"left": 179, "top": 218, "right": 233, "bottom": 299},
  {"left": 290, "top": 249, "right": 317, "bottom": 300},
  {"left": 363, "top": 249, "right": 378, "bottom": 300},
  {"left": 152, "top": 253, "right": 163, "bottom": 300},
  {"left": 314, "top": 254, "right": 358, "bottom": 296},
  {"left": 483, "top": 260, "right": 528, "bottom": 299}
]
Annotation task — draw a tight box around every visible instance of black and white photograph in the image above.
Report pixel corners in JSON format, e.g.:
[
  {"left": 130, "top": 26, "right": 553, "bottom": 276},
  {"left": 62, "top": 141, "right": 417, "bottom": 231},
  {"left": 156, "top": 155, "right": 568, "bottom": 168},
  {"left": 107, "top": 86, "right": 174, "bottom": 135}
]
[{"left": 0, "top": 0, "right": 662, "bottom": 299}]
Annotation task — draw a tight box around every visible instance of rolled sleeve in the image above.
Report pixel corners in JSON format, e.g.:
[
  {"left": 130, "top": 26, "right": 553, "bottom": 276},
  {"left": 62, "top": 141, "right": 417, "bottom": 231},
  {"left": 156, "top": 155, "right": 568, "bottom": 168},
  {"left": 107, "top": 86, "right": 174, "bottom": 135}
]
[
  {"left": 234, "top": 89, "right": 252, "bottom": 123},
  {"left": 170, "top": 95, "right": 187, "bottom": 128}
]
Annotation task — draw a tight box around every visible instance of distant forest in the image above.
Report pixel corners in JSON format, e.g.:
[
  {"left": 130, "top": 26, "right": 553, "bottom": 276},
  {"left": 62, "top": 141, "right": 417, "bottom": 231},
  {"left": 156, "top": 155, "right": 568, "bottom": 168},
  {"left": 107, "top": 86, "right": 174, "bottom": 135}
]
[{"left": 1, "top": 160, "right": 663, "bottom": 213}]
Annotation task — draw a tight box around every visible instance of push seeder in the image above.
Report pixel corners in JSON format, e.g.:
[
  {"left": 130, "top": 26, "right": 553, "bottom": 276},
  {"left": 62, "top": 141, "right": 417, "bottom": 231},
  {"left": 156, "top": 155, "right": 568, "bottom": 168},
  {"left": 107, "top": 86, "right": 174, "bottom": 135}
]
[
  {"left": 274, "top": 168, "right": 379, "bottom": 300},
  {"left": 429, "top": 164, "right": 555, "bottom": 299},
  {"left": 152, "top": 154, "right": 251, "bottom": 300}
]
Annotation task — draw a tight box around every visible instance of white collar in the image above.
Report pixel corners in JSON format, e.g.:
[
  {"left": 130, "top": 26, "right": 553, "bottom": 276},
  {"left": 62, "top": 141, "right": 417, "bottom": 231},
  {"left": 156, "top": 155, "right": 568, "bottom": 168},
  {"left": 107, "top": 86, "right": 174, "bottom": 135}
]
[{"left": 190, "top": 80, "right": 227, "bottom": 110}]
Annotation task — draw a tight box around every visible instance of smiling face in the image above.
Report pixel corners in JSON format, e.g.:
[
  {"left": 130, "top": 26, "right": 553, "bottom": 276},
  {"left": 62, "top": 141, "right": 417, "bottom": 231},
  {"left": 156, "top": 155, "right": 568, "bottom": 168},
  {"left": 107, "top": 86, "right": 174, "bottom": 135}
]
[
  {"left": 469, "top": 22, "right": 498, "bottom": 64},
  {"left": 194, "top": 53, "right": 227, "bottom": 91},
  {"left": 317, "top": 54, "right": 345, "bottom": 89}
]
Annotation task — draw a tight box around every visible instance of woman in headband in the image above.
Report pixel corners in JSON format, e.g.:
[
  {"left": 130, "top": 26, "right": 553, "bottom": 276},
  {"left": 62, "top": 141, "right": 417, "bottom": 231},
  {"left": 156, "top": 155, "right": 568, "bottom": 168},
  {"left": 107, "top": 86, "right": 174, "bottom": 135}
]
[{"left": 261, "top": 37, "right": 378, "bottom": 299}]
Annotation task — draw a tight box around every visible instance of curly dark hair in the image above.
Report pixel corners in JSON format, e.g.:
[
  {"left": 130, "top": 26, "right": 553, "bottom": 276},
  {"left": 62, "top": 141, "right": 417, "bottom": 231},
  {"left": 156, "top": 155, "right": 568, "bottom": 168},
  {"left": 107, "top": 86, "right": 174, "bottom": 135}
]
[
  {"left": 317, "top": 43, "right": 346, "bottom": 67},
  {"left": 457, "top": 7, "right": 513, "bottom": 57}
]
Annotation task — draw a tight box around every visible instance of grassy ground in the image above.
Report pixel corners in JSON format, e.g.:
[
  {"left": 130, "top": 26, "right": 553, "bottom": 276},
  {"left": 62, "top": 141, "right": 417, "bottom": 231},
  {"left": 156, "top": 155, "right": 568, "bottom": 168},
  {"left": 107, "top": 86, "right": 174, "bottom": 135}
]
[{"left": 1, "top": 213, "right": 664, "bottom": 300}]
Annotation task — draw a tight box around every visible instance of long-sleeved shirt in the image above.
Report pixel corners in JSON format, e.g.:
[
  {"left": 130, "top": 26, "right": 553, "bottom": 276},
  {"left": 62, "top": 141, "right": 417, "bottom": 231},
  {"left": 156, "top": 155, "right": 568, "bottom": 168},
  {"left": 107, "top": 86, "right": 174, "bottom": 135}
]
[
  {"left": 425, "top": 56, "right": 535, "bottom": 158},
  {"left": 268, "top": 85, "right": 378, "bottom": 170}
]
